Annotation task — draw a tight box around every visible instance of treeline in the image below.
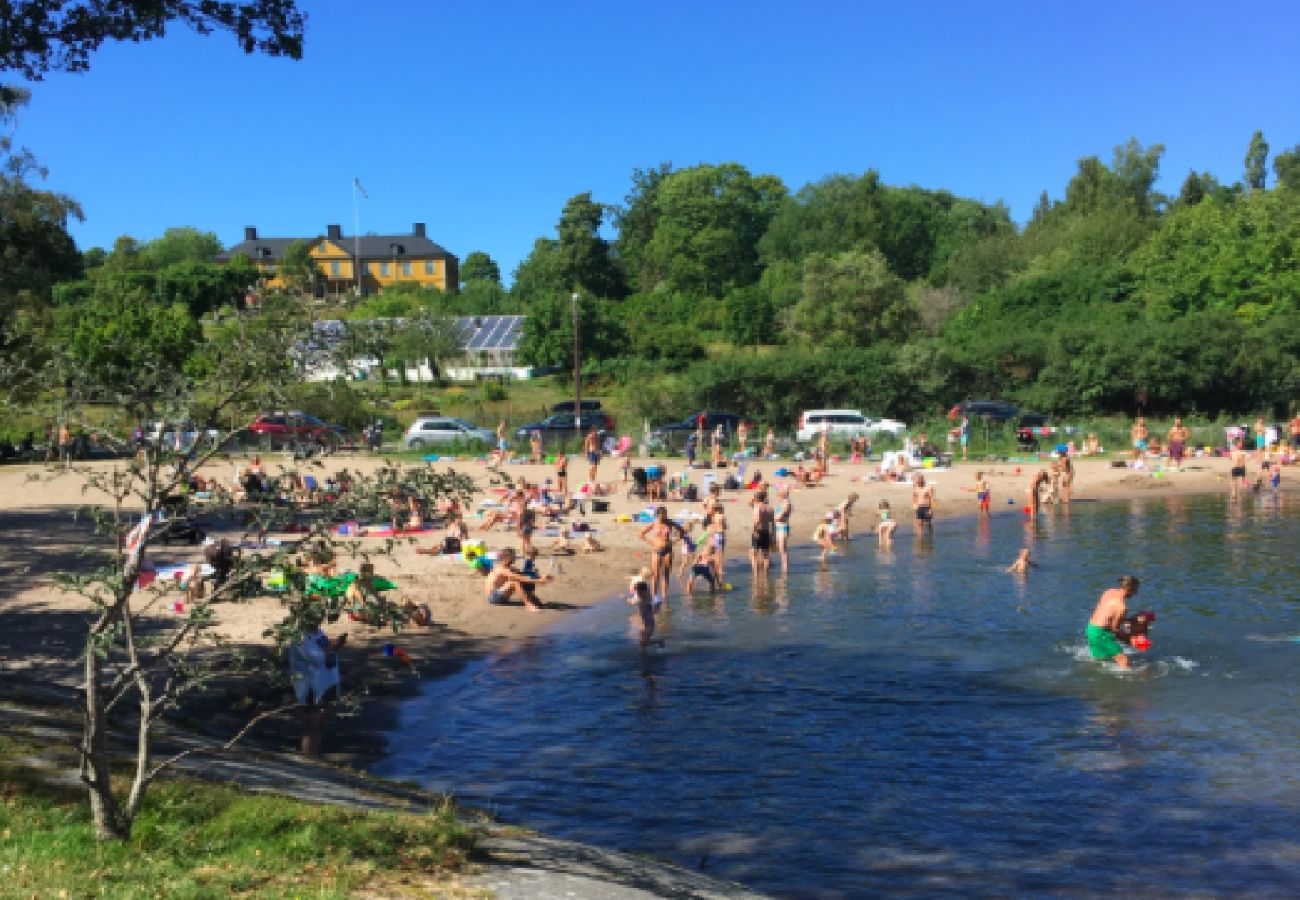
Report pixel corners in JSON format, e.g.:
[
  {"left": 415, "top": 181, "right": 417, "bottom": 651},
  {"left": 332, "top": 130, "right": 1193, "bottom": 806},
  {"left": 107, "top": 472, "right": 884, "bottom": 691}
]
[
  {"left": 6, "top": 84, "right": 1299, "bottom": 426},
  {"left": 487, "top": 135, "right": 1300, "bottom": 423}
]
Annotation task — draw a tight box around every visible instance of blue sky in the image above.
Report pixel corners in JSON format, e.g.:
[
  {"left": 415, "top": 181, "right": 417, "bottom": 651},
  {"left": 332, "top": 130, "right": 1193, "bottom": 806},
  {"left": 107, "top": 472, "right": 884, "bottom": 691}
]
[{"left": 11, "top": 0, "right": 1300, "bottom": 281}]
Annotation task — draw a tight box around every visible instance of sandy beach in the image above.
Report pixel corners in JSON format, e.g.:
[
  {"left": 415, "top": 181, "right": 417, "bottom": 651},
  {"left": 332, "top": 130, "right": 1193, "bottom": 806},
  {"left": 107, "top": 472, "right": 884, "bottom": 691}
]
[{"left": 0, "top": 449, "right": 1271, "bottom": 757}]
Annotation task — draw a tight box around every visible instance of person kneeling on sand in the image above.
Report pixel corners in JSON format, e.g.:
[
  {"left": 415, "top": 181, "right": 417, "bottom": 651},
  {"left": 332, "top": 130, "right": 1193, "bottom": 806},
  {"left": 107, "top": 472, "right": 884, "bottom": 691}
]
[{"left": 484, "top": 547, "right": 552, "bottom": 612}]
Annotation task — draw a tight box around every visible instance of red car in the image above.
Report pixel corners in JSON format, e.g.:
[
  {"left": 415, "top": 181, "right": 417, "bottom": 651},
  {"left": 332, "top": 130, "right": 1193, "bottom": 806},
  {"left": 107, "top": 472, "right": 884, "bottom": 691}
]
[{"left": 246, "top": 413, "right": 345, "bottom": 448}]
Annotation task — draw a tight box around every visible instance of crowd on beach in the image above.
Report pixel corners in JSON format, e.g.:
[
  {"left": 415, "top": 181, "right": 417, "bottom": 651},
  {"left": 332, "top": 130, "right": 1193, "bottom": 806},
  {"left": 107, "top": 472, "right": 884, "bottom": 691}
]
[{"left": 119, "top": 411, "right": 1300, "bottom": 752}]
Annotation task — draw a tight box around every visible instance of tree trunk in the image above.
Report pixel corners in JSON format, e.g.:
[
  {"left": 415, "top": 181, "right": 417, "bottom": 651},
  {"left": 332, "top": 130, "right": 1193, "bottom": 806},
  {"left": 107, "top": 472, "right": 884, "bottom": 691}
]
[{"left": 82, "top": 643, "right": 125, "bottom": 841}]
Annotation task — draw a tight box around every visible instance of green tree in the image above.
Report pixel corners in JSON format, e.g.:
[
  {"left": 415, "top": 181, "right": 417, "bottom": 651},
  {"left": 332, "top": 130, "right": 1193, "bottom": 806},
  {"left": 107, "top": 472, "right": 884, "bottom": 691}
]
[
  {"left": 388, "top": 312, "right": 464, "bottom": 381},
  {"left": 722, "top": 284, "right": 777, "bottom": 347},
  {"left": 555, "top": 192, "right": 626, "bottom": 299},
  {"left": 1274, "top": 146, "right": 1300, "bottom": 192},
  {"left": 641, "top": 162, "right": 787, "bottom": 298},
  {"left": 0, "top": 0, "right": 305, "bottom": 80},
  {"left": 518, "top": 293, "right": 627, "bottom": 370},
  {"left": 459, "top": 250, "right": 501, "bottom": 286},
  {"left": 1244, "top": 129, "right": 1269, "bottom": 192},
  {"left": 614, "top": 162, "right": 673, "bottom": 293},
  {"left": 140, "top": 226, "right": 223, "bottom": 267},
  {"left": 278, "top": 239, "right": 323, "bottom": 295},
  {"left": 0, "top": 90, "right": 83, "bottom": 328},
  {"left": 787, "top": 248, "right": 913, "bottom": 347}
]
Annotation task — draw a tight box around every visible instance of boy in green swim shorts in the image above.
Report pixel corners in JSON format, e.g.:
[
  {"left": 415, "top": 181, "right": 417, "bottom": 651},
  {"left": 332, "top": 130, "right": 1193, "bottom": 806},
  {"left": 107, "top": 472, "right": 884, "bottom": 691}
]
[{"left": 1086, "top": 575, "right": 1140, "bottom": 668}]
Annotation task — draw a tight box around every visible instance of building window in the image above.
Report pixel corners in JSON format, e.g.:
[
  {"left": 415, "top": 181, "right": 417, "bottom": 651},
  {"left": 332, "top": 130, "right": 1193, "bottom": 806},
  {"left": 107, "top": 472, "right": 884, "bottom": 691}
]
[
  {"left": 380, "top": 262, "right": 390, "bottom": 276},
  {"left": 424, "top": 260, "right": 435, "bottom": 275},
  {"left": 330, "top": 261, "right": 341, "bottom": 277},
  {"left": 402, "top": 261, "right": 412, "bottom": 276}
]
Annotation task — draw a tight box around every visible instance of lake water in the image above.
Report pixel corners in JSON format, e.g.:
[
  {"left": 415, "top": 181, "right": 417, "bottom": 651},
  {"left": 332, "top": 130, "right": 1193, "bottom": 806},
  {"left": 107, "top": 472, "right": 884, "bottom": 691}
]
[{"left": 375, "top": 494, "right": 1300, "bottom": 896}]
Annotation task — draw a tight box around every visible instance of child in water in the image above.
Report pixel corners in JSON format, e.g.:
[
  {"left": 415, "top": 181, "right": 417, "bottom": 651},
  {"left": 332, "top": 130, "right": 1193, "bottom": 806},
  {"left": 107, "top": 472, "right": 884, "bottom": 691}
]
[
  {"left": 876, "top": 499, "right": 897, "bottom": 547},
  {"left": 626, "top": 568, "right": 661, "bottom": 649},
  {"left": 1006, "top": 548, "right": 1034, "bottom": 575},
  {"left": 813, "top": 513, "right": 836, "bottom": 561}
]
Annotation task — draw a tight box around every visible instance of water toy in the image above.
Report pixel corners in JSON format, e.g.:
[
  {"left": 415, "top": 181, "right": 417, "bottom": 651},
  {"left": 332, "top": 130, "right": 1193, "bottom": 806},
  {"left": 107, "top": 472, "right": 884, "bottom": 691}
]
[{"left": 1114, "top": 610, "right": 1156, "bottom": 651}]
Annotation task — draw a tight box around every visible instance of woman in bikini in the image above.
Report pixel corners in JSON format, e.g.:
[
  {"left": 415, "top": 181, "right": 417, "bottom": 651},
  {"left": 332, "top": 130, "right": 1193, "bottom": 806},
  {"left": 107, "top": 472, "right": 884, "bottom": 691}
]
[
  {"left": 708, "top": 504, "right": 728, "bottom": 578},
  {"left": 555, "top": 452, "right": 569, "bottom": 495},
  {"left": 639, "top": 506, "right": 678, "bottom": 603}
]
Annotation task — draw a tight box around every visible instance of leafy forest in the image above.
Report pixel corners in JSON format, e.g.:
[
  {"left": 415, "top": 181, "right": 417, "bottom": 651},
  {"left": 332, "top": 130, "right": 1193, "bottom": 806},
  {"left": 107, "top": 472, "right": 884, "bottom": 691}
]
[{"left": 5, "top": 90, "right": 1300, "bottom": 428}]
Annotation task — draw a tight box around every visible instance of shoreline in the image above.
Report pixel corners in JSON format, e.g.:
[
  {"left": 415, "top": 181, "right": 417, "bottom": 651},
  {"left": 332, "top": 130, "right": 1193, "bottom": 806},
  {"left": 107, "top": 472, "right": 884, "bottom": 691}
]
[{"left": 0, "top": 451, "right": 1276, "bottom": 763}]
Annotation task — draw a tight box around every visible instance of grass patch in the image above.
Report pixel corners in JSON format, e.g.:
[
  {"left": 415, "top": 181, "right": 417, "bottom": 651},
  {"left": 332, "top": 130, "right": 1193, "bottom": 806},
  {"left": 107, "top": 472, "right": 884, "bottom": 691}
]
[{"left": 0, "top": 736, "right": 478, "bottom": 898}]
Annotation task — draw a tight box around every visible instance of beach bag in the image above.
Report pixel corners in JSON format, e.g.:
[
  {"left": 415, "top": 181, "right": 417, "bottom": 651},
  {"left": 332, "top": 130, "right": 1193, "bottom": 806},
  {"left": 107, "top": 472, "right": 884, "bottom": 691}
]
[
  {"left": 441, "top": 536, "right": 462, "bottom": 554},
  {"left": 684, "top": 484, "right": 699, "bottom": 502},
  {"left": 724, "top": 475, "right": 740, "bottom": 490}
]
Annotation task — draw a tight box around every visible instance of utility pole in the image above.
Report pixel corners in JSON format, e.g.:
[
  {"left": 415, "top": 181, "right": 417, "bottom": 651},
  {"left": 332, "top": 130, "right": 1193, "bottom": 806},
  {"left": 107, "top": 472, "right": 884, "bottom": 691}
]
[{"left": 572, "top": 292, "right": 582, "bottom": 437}]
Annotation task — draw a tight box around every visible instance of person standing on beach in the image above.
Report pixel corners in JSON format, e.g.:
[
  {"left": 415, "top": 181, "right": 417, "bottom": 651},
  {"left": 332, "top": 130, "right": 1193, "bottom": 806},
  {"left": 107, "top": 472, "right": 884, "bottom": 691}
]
[
  {"left": 960, "top": 416, "right": 970, "bottom": 461},
  {"left": 750, "top": 489, "right": 775, "bottom": 576},
  {"left": 737, "top": 421, "right": 749, "bottom": 457},
  {"left": 529, "top": 430, "right": 543, "bottom": 464},
  {"left": 1167, "top": 418, "right": 1190, "bottom": 470},
  {"left": 289, "top": 612, "right": 347, "bottom": 757},
  {"left": 764, "top": 428, "right": 776, "bottom": 459},
  {"left": 1086, "top": 575, "right": 1140, "bottom": 669},
  {"left": 911, "top": 474, "right": 935, "bottom": 533},
  {"left": 707, "top": 503, "right": 728, "bottom": 578},
  {"left": 493, "top": 420, "right": 509, "bottom": 467},
  {"left": 774, "top": 485, "right": 793, "bottom": 572},
  {"left": 1289, "top": 413, "right": 1300, "bottom": 454},
  {"left": 1131, "top": 417, "right": 1148, "bottom": 464},
  {"left": 554, "top": 452, "right": 569, "bottom": 494},
  {"left": 711, "top": 429, "right": 724, "bottom": 468},
  {"left": 583, "top": 426, "right": 601, "bottom": 483},
  {"left": 1059, "top": 454, "right": 1075, "bottom": 504},
  {"left": 1253, "top": 416, "right": 1267, "bottom": 462},
  {"left": 639, "top": 506, "right": 680, "bottom": 604}
]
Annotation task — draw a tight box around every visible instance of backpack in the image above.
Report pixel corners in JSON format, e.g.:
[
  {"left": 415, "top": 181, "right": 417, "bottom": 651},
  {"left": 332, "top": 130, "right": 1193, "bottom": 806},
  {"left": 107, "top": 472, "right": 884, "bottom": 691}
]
[{"left": 684, "top": 484, "right": 699, "bottom": 502}]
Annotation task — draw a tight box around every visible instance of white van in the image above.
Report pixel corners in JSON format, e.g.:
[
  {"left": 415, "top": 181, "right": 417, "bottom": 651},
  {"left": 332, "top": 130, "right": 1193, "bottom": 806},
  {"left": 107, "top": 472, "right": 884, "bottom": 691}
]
[{"left": 796, "top": 410, "right": 870, "bottom": 443}]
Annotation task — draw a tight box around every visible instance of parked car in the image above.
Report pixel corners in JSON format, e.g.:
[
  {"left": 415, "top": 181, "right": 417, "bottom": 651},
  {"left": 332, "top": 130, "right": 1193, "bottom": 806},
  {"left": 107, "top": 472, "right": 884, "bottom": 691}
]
[
  {"left": 403, "top": 416, "right": 494, "bottom": 449},
  {"left": 550, "top": 399, "right": 604, "bottom": 415},
  {"left": 796, "top": 410, "right": 872, "bottom": 443},
  {"left": 246, "top": 413, "right": 346, "bottom": 449},
  {"left": 515, "top": 411, "right": 616, "bottom": 443},
  {"left": 954, "top": 400, "right": 1019, "bottom": 423},
  {"left": 649, "top": 411, "right": 754, "bottom": 449},
  {"left": 865, "top": 416, "right": 907, "bottom": 436}
]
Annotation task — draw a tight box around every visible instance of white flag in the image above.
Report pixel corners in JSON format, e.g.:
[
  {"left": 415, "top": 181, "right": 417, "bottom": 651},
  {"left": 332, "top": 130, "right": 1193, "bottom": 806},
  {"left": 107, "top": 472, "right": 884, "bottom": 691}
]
[{"left": 352, "top": 177, "right": 368, "bottom": 199}]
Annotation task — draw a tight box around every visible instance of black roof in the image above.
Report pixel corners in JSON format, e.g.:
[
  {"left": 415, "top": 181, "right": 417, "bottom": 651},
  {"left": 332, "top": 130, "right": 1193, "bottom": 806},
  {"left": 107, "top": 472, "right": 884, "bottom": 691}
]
[{"left": 218, "top": 233, "right": 454, "bottom": 263}]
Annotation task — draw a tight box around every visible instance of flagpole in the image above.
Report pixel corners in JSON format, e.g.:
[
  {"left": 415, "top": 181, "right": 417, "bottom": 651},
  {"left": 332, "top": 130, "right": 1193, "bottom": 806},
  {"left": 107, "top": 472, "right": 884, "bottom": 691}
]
[{"left": 351, "top": 179, "right": 362, "bottom": 297}]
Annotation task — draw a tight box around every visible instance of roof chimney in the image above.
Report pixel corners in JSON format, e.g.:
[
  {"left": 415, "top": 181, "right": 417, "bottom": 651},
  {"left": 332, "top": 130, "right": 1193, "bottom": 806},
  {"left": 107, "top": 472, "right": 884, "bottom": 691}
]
[
  {"left": 413, "top": 222, "right": 426, "bottom": 238},
  {"left": 244, "top": 226, "right": 258, "bottom": 241},
  {"left": 327, "top": 224, "right": 342, "bottom": 240}
]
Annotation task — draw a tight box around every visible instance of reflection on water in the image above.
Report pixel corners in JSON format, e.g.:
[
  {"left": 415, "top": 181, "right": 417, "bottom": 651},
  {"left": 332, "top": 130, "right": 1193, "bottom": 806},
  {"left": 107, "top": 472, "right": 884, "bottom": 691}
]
[{"left": 376, "top": 496, "right": 1300, "bottom": 896}]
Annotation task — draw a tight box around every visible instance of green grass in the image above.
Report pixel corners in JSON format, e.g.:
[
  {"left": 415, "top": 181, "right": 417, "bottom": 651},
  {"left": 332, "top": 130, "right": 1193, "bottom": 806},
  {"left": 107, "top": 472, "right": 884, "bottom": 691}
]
[{"left": 0, "top": 737, "right": 478, "bottom": 898}]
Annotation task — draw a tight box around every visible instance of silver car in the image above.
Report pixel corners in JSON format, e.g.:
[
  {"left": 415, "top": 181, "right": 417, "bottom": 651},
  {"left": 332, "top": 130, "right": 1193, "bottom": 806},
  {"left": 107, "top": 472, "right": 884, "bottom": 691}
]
[{"left": 403, "top": 416, "right": 494, "bottom": 449}]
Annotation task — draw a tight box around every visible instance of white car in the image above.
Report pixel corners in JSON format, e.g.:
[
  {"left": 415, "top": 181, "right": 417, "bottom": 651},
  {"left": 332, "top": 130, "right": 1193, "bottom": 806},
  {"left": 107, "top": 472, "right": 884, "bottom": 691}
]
[
  {"left": 796, "top": 409, "right": 906, "bottom": 442},
  {"left": 865, "top": 417, "right": 907, "bottom": 436},
  {"left": 403, "top": 416, "right": 494, "bottom": 449}
]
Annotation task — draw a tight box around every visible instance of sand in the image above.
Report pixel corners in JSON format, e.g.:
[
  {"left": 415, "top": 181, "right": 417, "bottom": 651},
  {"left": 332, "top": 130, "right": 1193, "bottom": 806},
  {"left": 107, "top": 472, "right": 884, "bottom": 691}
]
[{"left": 0, "top": 449, "right": 1268, "bottom": 755}]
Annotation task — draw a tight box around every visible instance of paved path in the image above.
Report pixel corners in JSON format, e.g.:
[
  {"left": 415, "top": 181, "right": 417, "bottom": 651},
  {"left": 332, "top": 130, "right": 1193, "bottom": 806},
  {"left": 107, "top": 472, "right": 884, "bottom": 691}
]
[{"left": 1, "top": 698, "right": 765, "bottom": 898}]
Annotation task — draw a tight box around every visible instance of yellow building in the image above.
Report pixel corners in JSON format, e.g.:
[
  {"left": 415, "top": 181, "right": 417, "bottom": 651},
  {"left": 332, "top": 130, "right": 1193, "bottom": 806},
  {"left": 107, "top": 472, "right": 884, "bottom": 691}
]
[{"left": 218, "top": 223, "right": 458, "bottom": 297}]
